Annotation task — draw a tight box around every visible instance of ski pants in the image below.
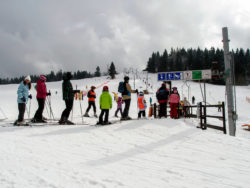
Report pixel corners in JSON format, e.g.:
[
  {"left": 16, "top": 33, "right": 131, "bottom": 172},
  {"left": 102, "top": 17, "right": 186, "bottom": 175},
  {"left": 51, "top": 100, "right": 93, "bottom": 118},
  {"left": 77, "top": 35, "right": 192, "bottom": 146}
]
[
  {"left": 99, "top": 109, "right": 109, "bottom": 123},
  {"left": 159, "top": 102, "right": 167, "bottom": 118},
  {"left": 86, "top": 101, "right": 96, "bottom": 113},
  {"left": 61, "top": 99, "right": 73, "bottom": 120},
  {"left": 115, "top": 107, "right": 122, "bottom": 117},
  {"left": 138, "top": 110, "right": 146, "bottom": 118},
  {"left": 34, "top": 98, "right": 45, "bottom": 120},
  {"left": 18, "top": 103, "right": 26, "bottom": 121},
  {"left": 170, "top": 103, "right": 179, "bottom": 118},
  {"left": 122, "top": 99, "right": 131, "bottom": 118}
]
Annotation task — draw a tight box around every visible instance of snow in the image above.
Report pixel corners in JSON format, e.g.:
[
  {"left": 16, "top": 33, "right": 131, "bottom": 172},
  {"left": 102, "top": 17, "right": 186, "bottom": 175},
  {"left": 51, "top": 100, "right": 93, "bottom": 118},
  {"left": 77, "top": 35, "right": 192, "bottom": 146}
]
[{"left": 0, "top": 73, "right": 250, "bottom": 188}]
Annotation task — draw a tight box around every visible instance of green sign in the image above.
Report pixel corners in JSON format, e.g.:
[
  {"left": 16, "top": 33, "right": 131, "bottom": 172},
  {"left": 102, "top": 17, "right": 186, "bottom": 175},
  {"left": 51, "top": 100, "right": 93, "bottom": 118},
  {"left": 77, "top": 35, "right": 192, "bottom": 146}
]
[{"left": 192, "top": 71, "right": 202, "bottom": 80}]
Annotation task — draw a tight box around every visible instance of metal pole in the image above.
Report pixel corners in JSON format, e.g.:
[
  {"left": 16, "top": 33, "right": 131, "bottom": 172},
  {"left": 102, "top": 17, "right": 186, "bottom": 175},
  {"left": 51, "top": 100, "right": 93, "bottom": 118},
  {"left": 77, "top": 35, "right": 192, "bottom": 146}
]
[{"left": 222, "top": 27, "right": 236, "bottom": 136}]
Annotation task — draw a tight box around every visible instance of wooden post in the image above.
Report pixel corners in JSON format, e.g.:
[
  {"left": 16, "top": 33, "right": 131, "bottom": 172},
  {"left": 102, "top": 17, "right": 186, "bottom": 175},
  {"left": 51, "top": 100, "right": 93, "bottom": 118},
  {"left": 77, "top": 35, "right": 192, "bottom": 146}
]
[
  {"left": 204, "top": 103, "right": 207, "bottom": 130},
  {"left": 199, "top": 102, "right": 203, "bottom": 129},
  {"left": 222, "top": 102, "right": 227, "bottom": 134}
]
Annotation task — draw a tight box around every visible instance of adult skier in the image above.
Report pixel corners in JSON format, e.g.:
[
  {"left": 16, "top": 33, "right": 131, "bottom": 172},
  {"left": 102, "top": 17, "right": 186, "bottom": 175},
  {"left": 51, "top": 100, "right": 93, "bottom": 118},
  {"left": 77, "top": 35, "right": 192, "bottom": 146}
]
[
  {"left": 120, "top": 76, "right": 137, "bottom": 120},
  {"left": 14, "top": 76, "right": 32, "bottom": 125},
  {"left": 169, "top": 87, "right": 180, "bottom": 119},
  {"left": 156, "top": 83, "right": 170, "bottom": 118},
  {"left": 84, "top": 86, "right": 97, "bottom": 117},
  {"left": 32, "top": 75, "right": 51, "bottom": 123},
  {"left": 97, "top": 86, "right": 112, "bottom": 125},
  {"left": 59, "top": 72, "right": 79, "bottom": 125}
]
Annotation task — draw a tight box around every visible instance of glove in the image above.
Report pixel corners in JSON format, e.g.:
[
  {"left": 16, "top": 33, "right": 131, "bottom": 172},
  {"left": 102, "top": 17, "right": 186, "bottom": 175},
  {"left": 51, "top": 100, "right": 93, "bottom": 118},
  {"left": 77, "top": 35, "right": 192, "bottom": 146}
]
[
  {"left": 73, "top": 90, "right": 80, "bottom": 94},
  {"left": 21, "top": 97, "right": 26, "bottom": 102},
  {"left": 46, "top": 92, "right": 51, "bottom": 96},
  {"left": 28, "top": 94, "right": 32, "bottom": 99}
]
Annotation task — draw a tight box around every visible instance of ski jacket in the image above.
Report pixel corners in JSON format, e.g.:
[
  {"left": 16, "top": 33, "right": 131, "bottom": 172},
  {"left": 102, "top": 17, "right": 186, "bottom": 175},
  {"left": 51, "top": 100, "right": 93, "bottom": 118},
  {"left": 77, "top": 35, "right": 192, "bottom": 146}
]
[
  {"left": 36, "top": 79, "right": 47, "bottom": 99},
  {"left": 116, "top": 97, "right": 123, "bottom": 109},
  {"left": 87, "top": 90, "right": 96, "bottom": 101},
  {"left": 138, "top": 96, "right": 146, "bottom": 111},
  {"left": 99, "top": 91, "right": 112, "bottom": 109},
  {"left": 169, "top": 93, "right": 180, "bottom": 104},
  {"left": 17, "top": 81, "right": 29, "bottom": 104},
  {"left": 62, "top": 78, "right": 73, "bottom": 100},
  {"left": 122, "top": 82, "right": 136, "bottom": 100},
  {"left": 156, "top": 87, "right": 169, "bottom": 103}
]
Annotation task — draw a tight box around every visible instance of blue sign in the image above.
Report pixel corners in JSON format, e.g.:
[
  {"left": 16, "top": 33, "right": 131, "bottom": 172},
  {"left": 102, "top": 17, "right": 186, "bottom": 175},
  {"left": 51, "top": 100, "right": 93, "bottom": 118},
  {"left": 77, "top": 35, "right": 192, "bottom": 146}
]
[{"left": 157, "top": 72, "right": 183, "bottom": 81}]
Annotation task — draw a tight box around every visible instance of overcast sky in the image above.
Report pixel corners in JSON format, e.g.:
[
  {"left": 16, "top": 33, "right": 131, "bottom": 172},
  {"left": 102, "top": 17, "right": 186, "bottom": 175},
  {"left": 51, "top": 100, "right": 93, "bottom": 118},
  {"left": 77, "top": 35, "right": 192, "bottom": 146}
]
[{"left": 0, "top": 0, "right": 249, "bottom": 78}]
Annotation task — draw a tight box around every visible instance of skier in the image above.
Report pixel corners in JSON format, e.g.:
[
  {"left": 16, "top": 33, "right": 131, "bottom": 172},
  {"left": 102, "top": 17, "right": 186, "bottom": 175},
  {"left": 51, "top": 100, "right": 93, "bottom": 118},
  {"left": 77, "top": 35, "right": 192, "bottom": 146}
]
[
  {"left": 84, "top": 86, "right": 97, "bottom": 117},
  {"left": 192, "top": 96, "right": 195, "bottom": 105},
  {"left": 59, "top": 72, "right": 79, "bottom": 125},
  {"left": 137, "top": 91, "right": 147, "bottom": 119},
  {"left": 97, "top": 86, "right": 112, "bottom": 125},
  {"left": 218, "top": 101, "right": 222, "bottom": 112},
  {"left": 169, "top": 87, "right": 180, "bottom": 119},
  {"left": 14, "top": 76, "right": 32, "bottom": 125},
  {"left": 114, "top": 96, "right": 123, "bottom": 117},
  {"left": 183, "top": 97, "right": 191, "bottom": 117},
  {"left": 32, "top": 75, "right": 51, "bottom": 123},
  {"left": 119, "top": 76, "right": 138, "bottom": 120},
  {"left": 156, "top": 83, "right": 170, "bottom": 118}
]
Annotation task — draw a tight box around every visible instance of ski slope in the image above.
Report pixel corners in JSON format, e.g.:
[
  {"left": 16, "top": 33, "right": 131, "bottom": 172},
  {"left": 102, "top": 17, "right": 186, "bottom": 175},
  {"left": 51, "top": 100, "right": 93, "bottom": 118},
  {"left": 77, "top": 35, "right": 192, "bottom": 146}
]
[{"left": 0, "top": 73, "right": 250, "bottom": 188}]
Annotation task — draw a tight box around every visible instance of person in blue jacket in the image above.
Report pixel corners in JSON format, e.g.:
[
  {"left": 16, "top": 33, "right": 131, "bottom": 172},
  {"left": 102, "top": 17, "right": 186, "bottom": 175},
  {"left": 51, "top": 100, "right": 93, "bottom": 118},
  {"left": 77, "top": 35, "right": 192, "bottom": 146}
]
[{"left": 14, "top": 75, "right": 32, "bottom": 125}]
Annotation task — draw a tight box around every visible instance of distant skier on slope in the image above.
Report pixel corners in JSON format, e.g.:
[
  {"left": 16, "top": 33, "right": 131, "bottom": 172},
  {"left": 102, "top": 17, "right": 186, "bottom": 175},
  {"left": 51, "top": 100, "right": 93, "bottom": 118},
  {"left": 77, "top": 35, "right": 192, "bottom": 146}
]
[
  {"left": 59, "top": 72, "right": 79, "bottom": 125},
  {"left": 32, "top": 75, "right": 51, "bottom": 123},
  {"left": 97, "top": 86, "right": 112, "bottom": 125},
  {"left": 169, "top": 87, "right": 180, "bottom": 119},
  {"left": 84, "top": 86, "right": 97, "bottom": 117},
  {"left": 156, "top": 83, "right": 170, "bottom": 118},
  {"left": 14, "top": 76, "right": 32, "bottom": 125}
]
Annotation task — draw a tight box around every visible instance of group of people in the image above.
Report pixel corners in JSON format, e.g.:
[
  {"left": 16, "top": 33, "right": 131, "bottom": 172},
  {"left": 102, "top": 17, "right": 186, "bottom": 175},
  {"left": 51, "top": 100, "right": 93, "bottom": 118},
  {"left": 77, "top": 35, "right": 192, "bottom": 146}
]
[{"left": 15, "top": 73, "right": 191, "bottom": 126}]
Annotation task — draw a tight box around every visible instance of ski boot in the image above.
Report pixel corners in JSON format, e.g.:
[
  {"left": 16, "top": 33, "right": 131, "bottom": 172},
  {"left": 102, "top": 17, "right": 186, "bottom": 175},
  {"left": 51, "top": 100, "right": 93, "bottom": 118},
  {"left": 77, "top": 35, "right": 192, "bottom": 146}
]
[
  {"left": 94, "top": 113, "right": 98, "bottom": 118},
  {"left": 83, "top": 112, "right": 90, "bottom": 117}
]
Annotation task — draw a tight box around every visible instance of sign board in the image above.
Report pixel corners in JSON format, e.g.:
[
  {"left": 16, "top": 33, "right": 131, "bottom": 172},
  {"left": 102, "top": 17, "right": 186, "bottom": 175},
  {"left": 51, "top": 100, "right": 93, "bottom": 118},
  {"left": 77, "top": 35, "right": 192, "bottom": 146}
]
[
  {"left": 158, "top": 72, "right": 183, "bottom": 81},
  {"left": 158, "top": 69, "right": 211, "bottom": 81},
  {"left": 183, "top": 71, "right": 192, "bottom": 80}
]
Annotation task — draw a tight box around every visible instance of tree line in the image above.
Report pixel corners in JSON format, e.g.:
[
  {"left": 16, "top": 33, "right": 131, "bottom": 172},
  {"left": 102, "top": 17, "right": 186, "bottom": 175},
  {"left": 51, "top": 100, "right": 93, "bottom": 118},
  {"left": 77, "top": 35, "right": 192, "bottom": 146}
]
[
  {"left": 145, "top": 47, "right": 250, "bottom": 85},
  {"left": 0, "top": 62, "right": 117, "bottom": 85}
]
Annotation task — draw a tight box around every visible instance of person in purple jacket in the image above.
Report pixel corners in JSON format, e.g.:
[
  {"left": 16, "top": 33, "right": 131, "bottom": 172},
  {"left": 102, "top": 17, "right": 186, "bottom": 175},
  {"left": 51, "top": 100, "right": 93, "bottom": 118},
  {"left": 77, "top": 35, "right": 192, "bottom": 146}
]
[{"left": 115, "top": 96, "right": 123, "bottom": 117}]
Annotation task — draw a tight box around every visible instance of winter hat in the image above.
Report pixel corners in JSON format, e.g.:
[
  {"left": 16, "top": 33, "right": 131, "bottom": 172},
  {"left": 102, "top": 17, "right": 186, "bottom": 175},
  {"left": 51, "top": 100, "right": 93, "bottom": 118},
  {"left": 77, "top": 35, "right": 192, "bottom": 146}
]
[
  {"left": 161, "top": 83, "right": 166, "bottom": 88},
  {"left": 40, "top": 75, "right": 47, "bottom": 81},
  {"left": 172, "top": 87, "right": 177, "bottom": 90},
  {"left": 103, "top": 86, "right": 109, "bottom": 91},
  {"left": 139, "top": 91, "right": 144, "bottom": 96},
  {"left": 66, "top": 72, "right": 72, "bottom": 80},
  {"left": 91, "top": 86, "right": 96, "bottom": 89},
  {"left": 124, "top": 76, "right": 129, "bottom": 81},
  {"left": 24, "top": 75, "right": 31, "bottom": 82}
]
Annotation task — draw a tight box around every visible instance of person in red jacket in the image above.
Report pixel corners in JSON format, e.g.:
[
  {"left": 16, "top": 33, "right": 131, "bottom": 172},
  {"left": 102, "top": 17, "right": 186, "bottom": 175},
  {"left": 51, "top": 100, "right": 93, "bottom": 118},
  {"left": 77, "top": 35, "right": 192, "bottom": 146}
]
[
  {"left": 32, "top": 75, "right": 50, "bottom": 123},
  {"left": 84, "top": 86, "right": 97, "bottom": 117},
  {"left": 169, "top": 87, "right": 180, "bottom": 119}
]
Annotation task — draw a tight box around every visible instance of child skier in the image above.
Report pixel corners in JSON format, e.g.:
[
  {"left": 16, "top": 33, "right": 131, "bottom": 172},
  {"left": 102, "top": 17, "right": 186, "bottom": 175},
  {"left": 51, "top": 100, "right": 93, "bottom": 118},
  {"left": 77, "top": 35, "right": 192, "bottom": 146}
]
[
  {"left": 115, "top": 96, "right": 123, "bottom": 117},
  {"left": 14, "top": 75, "right": 32, "bottom": 125},
  {"left": 32, "top": 75, "right": 51, "bottom": 123},
  {"left": 97, "top": 86, "right": 112, "bottom": 125},
  {"left": 137, "top": 91, "right": 147, "bottom": 119},
  {"left": 84, "top": 86, "right": 97, "bottom": 117},
  {"left": 169, "top": 87, "right": 180, "bottom": 119}
]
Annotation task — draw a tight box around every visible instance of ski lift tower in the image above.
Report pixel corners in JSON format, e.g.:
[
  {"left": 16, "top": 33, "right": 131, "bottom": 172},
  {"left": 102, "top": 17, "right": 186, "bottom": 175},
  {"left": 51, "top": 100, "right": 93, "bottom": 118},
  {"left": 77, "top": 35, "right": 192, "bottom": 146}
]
[{"left": 222, "top": 27, "right": 237, "bottom": 136}]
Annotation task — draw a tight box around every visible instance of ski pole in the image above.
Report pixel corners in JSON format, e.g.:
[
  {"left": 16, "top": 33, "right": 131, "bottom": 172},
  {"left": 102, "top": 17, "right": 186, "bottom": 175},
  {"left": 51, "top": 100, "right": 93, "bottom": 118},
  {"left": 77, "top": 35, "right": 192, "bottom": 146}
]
[
  {"left": 48, "top": 94, "right": 55, "bottom": 120},
  {"left": 28, "top": 98, "right": 31, "bottom": 119},
  {"left": 78, "top": 87, "right": 84, "bottom": 123},
  {"left": 45, "top": 99, "right": 50, "bottom": 118}
]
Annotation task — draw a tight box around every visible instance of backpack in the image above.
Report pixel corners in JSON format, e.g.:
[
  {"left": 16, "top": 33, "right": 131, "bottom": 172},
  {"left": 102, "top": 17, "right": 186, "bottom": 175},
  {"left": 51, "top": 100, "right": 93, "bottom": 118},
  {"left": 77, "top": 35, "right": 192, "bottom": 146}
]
[
  {"left": 156, "top": 89, "right": 169, "bottom": 101},
  {"left": 118, "top": 82, "right": 125, "bottom": 93}
]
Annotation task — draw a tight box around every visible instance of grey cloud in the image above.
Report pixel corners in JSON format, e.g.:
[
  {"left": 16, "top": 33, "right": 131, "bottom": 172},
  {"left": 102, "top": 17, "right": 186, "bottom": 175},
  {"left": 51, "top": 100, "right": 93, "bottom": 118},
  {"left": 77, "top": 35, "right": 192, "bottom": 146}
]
[{"left": 0, "top": 0, "right": 249, "bottom": 77}]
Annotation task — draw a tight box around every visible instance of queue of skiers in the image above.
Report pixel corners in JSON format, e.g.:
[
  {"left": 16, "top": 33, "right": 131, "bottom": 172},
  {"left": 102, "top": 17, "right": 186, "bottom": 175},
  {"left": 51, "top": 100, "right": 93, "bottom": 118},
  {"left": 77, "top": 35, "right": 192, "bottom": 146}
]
[{"left": 14, "top": 73, "right": 191, "bottom": 126}]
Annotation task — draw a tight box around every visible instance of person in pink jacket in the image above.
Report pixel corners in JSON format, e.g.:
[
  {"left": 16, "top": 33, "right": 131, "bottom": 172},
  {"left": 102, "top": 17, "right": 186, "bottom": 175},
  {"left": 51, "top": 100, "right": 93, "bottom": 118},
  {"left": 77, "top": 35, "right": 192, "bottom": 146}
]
[
  {"left": 32, "top": 75, "right": 51, "bottom": 123},
  {"left": 169, "top": 87, "right": 180, "bottom": 119}
]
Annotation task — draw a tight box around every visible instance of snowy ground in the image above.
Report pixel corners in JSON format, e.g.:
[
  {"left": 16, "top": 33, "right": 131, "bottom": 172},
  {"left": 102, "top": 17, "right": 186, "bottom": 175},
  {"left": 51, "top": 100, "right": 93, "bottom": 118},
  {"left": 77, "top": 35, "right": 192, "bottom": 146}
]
[{"left": 0, "top": 73, "right": 250, "bottom": 188}]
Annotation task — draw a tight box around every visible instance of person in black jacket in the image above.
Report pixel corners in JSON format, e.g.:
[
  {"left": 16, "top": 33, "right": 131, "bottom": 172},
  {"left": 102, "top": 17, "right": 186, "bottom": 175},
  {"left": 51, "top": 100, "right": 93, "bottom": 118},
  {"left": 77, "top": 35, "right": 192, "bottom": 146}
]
[{"left": 156, "top": 83, "right": 170, "bottom": 118}]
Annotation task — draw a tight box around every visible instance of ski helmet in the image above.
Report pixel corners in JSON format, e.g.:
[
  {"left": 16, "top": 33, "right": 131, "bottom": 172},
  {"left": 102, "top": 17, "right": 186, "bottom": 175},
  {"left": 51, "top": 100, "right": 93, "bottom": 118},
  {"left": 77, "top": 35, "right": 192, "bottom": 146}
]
[
  {"left": 124, "top": 76, "right": 129, "bottom": 81},
  {"left": 103, "top": 86, "right": 109, "bottom": 91},
  {"left": 40, "top": 75, "right": 47, "bottom": 81}
]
